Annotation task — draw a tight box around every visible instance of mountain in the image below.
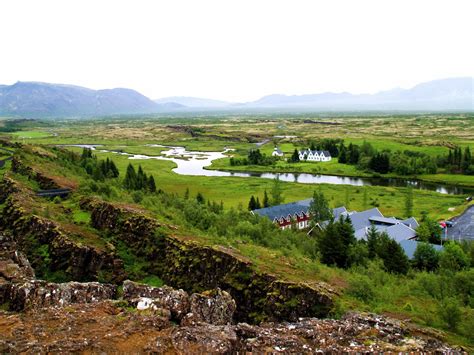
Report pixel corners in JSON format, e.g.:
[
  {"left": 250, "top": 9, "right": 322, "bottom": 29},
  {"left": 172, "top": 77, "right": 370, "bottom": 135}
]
[
  {"left": 154, "top": 96, "right": 230, "bottom": 108},
  {"left": 243, "top": 78, "right": 473, "bottom": 111},
  {"left": 0, "top": 82, "right": 170, "bottom": 117},
  {"left": 0, "top": 78, "right": 471, "bottom": 117}
]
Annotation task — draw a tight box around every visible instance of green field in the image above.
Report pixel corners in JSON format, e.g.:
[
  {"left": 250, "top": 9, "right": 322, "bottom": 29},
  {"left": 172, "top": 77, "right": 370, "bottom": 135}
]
[{"left": 10, "top": 130, "right": 53, "bottom": 139}]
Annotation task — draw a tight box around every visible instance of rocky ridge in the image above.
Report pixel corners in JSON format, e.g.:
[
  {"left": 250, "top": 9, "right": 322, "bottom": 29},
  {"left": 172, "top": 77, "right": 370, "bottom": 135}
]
[{"left": 0, "top": 227, "right": 463, "bottom": 352}]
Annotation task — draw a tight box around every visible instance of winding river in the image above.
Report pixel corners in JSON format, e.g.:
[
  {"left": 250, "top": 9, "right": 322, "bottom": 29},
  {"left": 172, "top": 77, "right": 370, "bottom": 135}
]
[{"left": 63, "top": 144, "right": 474, "bottom": 195}]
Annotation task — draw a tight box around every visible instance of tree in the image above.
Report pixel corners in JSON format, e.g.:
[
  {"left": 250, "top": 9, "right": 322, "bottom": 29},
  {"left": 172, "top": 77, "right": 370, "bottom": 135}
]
[
  {"left": 338, "top": 147, "right": 347, "bottom": 164},
  {"left": 366, "top": 224, "right": 380, "bottom": 259},
  {"left": 318, "top": 216, "right": 355, "bottom": 269},
  {"left": 439, "top": 242, "right": 470, "bottom": 271},
  {"left": 184, "top": 187, "right": 190, "bottom": 199},
  {"left": 377, "top": 233, "right": 410, "bottom": 274},
  {"left": 255, "top": 197, "right": 261, "bottom": 209},
  {"left": 263, "top": 190, "right": 270, "bottom": 207},
  {"left": 147, "top": 175, "right": 156, "bottom": 193},
  {"left": 412, "top": 242, "right": 439, "bottom": 271},
  {"left": 309, "top": 190, "right": 332, "bottom": 226},
  {"left": 289, "top": 149, "right": 300, "bottom": 163},
  {"left": 248, "top": 195, "right": 257, "bottom": 211},
  {"left": 416, "top": 216, "right": 441, "bottom": 244},
  {"left": 404, "top": 186, "right": 414, "bottom": 217},
  {"left": 123, "top": 163, "right": 137, "bottom": 190},
  {"left": 196, "top": 192, "right": 205, "bottom": 204},
  {"left": 270, "top": 177, "right": 284, "bottom": 206},
  {"left": 109, "top": 159, "right": 119, "bottom": 178}
]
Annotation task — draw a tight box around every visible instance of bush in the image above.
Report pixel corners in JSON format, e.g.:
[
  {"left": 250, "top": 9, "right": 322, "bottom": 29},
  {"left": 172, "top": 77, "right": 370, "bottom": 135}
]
[
  {"left": 438, "top": 297, "right": 462, "bottom": 330},
  {"left": 439, "top": 242, "right": 470, "bottom": 271},
  {"left": 347, "top": 274, "right": 376, "bottom": 303}
]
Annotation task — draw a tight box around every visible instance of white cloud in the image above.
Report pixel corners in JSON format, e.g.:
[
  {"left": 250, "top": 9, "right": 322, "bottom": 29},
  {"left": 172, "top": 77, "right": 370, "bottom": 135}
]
[{"left": 0, "top": 0, "right": 472, "bottom": 101}]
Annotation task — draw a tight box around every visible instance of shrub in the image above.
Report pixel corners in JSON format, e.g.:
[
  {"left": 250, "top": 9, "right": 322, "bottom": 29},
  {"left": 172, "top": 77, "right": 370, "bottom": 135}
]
[
  {"left": 438, "top": 297, "right": 462, "bottom": 330},
  {"left": 439, "top": 242, "right": 470, "bottom": 271},
  {"left": 347, "top": 274, "right": 376, "bottom": 303}
]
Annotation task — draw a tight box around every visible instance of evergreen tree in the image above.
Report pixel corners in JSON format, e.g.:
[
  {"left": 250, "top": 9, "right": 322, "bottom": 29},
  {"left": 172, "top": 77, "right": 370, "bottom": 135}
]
[
  {"left": 196, "top": 192, "right": 205, "bottom": 204},
  {"left": 270, "top": 177, "right": 284, "bottom": 206},
  {"left": 404, "top": 186, "right": 414, "bottom": 217},
  {"left": 263, "top": 190, "right": 270, "bottom": 207},
  {"left": 462, "top": 146, "right": 471, "bottom": 172},
  {"left": 123, "top": 163, "right": 137, "bottom": 190},
  {"left": 380, "top": 236, "right": 410, "bottom": 274},
  {"left": 348, "top": 143, "right": 360, "bottom": 164},
  {"left": 148, "top": 175, "right": 156, "bottom": 193},
  {"left": 137, "top": 165, "right": 146, "bottom": 190},
  {"left": 366, "top": 224, "right": 380, "bottom": 259},
  {"left": 184, "top": 187, "right": 190, "bottom": 199},
  {"left": 255, "top": 197, "right": 261, "bottom": 209},
  {"left": 248, "top": 195, "right": 257, "bottom": 211},
  {"left": 109, "top": 159, "right": 119, "bottom": 177},
  {"left": 318, "top": 217, "right": 354, "bottom": 269},
  {"left": 290, "top": 149, "right": 300, "bottom": 163},
  {"left": 338, "top": 146, "right": 347, "bottom": 164}
]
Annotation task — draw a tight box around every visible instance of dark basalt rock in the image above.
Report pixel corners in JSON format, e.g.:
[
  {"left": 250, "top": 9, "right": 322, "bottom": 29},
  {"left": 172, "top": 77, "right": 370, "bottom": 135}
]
[
  {"left": 0, "top": 195, "right": 126, "bottom": 283},
  {"left": 123, "top": 280, "right": 190, "bottom": 321},
  {"left": 7, "top": 280, "right": 117, "bottom": 311},
  {"left": 83, "top": 198, "right": 338, "bottom": 323},
  {"left": 181, "top": 288, "right": 236, "bottom": 326}
]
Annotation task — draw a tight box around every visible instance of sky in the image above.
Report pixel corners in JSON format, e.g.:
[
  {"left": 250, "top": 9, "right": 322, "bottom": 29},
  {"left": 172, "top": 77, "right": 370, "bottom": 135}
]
[{"left": 0, "top": 0, "right": 472, "bottom": 102}]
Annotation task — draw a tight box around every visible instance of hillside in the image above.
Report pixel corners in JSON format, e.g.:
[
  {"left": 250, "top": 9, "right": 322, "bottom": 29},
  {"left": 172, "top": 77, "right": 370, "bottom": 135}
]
[{"left": 0, "top": 82, "right": 165, "bottom": 117}]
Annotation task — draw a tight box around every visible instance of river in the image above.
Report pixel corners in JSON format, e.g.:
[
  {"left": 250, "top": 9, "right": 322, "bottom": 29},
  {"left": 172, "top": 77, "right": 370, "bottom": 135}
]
[{"left": 61, "top": 144, "right": 473, "bottom": 195}]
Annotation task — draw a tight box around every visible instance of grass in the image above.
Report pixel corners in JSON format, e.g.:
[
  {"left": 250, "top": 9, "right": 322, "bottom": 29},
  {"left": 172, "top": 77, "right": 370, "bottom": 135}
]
[
  {"left": 90, "top": 150, "right": 467, "bottom": 221},
  {"left": 4, "top": 140, "right": 474, "bottom": 349},
  {"left": 10, "top": 130, "right": 52, "bottom": 139}
]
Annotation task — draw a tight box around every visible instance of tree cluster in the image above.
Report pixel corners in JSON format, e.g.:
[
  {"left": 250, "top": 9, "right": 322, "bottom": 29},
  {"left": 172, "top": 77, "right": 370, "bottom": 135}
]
[
  {"left": 80, "top": 148, "right": 119, "bottom": 181},
  {"left": 123, "top": 163, "right": 156, "bottom": 192},
  {"left": 442, "top": 146, "right": 474, "bottom": 175},
  {"left": 338, "top": 141, "right": 438, "bottom": 175},
  {"left": 230, "top": 149, "right": 277, "bottom": 166}
]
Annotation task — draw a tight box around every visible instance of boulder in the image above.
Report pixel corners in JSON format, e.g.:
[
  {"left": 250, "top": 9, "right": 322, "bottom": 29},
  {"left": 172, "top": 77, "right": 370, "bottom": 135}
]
[
  {"left": 181, "top": 288, "right": 236, "bottom": 326},
  {"left": 123, "top": 280, "right": 190, "bottom": 321}
]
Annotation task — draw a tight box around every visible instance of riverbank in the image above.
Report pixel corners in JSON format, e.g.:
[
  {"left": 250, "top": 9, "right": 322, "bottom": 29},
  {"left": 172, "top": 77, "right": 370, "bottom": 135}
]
[{"left": 207, "top": 157, "right": 474, "bottom": 189}]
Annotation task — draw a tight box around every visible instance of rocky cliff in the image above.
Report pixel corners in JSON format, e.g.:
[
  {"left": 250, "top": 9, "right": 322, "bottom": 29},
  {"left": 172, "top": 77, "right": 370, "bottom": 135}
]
[
  {"left": 82, "top": 197, "right": 337, "bottom": 323},
  {"left": 0, "top": 178, "right": 125, "bottom": 283}
]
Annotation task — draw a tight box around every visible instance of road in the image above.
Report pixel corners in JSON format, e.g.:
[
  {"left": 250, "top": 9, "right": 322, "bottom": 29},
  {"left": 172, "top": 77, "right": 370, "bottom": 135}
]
[{"left": 446, "top": 205, "right": 474, "bottom": 241}]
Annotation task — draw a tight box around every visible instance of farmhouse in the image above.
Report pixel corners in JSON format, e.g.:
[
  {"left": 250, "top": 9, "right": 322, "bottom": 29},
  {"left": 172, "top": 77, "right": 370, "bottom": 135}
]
[
  {"left": 252, "top": 200, "right": 419, "bottom": 244},
  {"left": 298, "top": 149, "right": 332, "bottom": 162},
  {"left": 252, "top": 199, "right": 346, "bottom": 230},
  {"left": 272, "top": 147, "right": 284, "bottom": 157}
]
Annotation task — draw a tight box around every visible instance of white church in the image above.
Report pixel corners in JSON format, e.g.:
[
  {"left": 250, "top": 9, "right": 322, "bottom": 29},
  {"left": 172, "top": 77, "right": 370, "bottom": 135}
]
[{"left": 298, "top": 149, "right": 332, "bottom": 162}]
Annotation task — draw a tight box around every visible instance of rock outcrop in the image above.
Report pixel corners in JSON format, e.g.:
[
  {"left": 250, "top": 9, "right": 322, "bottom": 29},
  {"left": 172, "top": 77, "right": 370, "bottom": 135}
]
[
  {"left": 83, "top": 198, "right": 337, "bottom": 323},
  {"left": 123, "top": 280, "right": 190, "bottom": 321},
  {"left": 181, "top": 288, "right": 236, "bottom": 326},
  {"left": 7, "top": 280, "right": 117, "bottom": 311},
  {"left": 0, "top": 189, "right": 126, "bottom": 283},
  {"left": 0, "top": 303, "right": 461, "bottom": 353}
]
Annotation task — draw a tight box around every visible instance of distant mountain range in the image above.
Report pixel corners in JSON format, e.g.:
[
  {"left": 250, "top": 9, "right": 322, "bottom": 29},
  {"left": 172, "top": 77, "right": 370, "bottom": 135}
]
[
  {"left": 0, "top": 82, "right": 174, "bottom": 117},
  {"left": 0, "top": 78, "right": 472, "bottom": 117}
]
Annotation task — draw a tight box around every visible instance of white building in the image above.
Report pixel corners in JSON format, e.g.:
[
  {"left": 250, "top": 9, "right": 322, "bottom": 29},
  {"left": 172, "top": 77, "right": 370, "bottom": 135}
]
[
  {"left": 298, "top": 149, "right": 332, "bottom": 162},
  {"left": 272, "top": 147, "right": 284, "bottom": 157}
]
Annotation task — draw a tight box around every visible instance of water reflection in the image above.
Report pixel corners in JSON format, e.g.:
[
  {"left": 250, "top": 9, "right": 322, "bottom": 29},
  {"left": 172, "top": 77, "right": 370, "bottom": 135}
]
[{"left": 60, "top": 144, "right": 472, "bottom": 195}]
